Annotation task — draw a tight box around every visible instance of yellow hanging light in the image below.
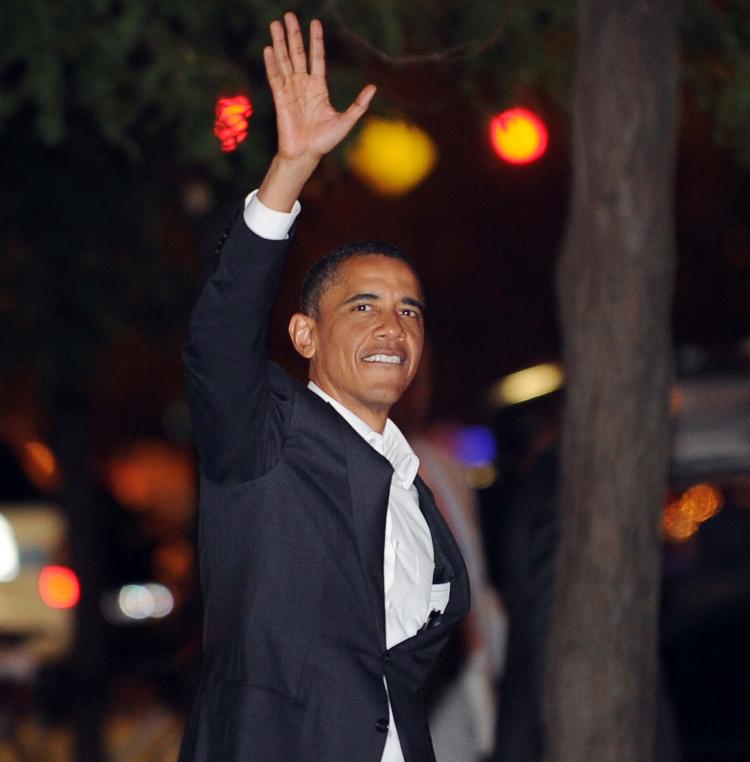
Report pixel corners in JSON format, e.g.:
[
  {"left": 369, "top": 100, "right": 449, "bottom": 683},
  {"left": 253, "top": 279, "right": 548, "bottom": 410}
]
[{"left": 348, "top": 117, "right": 438, "bottom": 196}]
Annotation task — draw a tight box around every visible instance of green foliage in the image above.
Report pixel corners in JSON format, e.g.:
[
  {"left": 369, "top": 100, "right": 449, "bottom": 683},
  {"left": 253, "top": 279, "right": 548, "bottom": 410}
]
[
  {"left": 0, "top": 0, "right": 288, "bottom": 386},
  {"left": 2, "top": 0, "right": 749, "bottom": 179},
  {"left": 0, "top": 1, "right": 577, "bottom": 173},
  {"left": 1, "top": 0, "right": 276, "bottom": 177},
  {"left": 0, "top": 0, "right": 576, "bottom": 392},
  {"left": 683, "top": 0, "right": 750, "bottom": 163},
  {"left": 1, "top": 0, "right": 749, "bottom": 392}
]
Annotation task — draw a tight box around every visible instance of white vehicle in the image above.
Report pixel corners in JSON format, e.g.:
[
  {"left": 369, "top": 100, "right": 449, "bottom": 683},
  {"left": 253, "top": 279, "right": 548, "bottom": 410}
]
[{"left": 0, "top": 502, "right": 75, "bottom": 678}]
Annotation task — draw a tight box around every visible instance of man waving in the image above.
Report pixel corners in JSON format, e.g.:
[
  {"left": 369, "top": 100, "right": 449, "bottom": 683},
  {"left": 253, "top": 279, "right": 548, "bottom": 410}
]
[{"left": 179, "top": 13, "right": 469, "bottom": 761}]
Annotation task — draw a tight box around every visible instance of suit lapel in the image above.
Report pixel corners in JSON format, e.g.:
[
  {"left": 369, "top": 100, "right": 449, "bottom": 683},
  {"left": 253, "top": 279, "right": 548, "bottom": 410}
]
[
  {"left": 414, "top": 475, "right": 470, "bottom": 628},
  {"left": 340, "top": 416, "right": 393, "bottom": 650},
  {"left": 335, "top": 408, "right": 470, "bottom": 649}
]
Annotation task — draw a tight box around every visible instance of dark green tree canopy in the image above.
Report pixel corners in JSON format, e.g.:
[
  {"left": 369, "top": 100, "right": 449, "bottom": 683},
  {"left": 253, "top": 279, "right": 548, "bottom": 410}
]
[{"left": 1, "top": 0, "right": 748, "bottom": 387}]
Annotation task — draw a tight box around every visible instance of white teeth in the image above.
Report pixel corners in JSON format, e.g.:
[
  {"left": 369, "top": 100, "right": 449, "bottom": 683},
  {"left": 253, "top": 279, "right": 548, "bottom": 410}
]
[{"left": 363, "top": 354, "right": 403, "bottom": 365}]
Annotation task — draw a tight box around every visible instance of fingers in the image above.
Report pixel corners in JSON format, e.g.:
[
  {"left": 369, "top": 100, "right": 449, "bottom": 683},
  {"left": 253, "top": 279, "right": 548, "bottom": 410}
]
[
  {"left": 284, "top": 12, "right": 308, "bottom": 73},
  {"left": 269, "top": 13, "right": 325, "bottom": 81},
  {"left": 341, "top": 84, "right": 377, "bottom": 131},
  {"left": 263, "top": 46, "right": 283, "bottom": 97},
  {"left": 309, "top": 19, "right": 325, "bottom": 78},
  {"left": 270, "top": 18, "right": 293, "bottom": 78}
]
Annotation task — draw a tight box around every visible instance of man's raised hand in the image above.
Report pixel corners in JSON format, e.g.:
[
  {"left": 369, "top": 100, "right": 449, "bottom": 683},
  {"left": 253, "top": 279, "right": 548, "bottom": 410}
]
[{"left": 264, "top": 13, "right": 375, "bottom": 164}]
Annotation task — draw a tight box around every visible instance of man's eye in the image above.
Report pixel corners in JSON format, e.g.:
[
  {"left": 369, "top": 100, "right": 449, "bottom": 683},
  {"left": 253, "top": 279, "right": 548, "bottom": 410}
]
[
  {"left": 354, "top": 304, "right": 372, "bottom": 311},
  {"left": 401, "top": 308, "right": 419, "bottom": 317}
]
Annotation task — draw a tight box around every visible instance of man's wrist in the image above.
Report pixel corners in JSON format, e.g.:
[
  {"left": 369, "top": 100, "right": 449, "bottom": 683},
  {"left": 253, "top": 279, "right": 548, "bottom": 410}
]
[{"left": 257, "top": 153, "right": 320, "bottom": 213}]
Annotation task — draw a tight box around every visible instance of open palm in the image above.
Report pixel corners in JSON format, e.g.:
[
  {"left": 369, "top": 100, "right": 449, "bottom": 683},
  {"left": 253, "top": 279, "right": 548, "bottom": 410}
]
[{"left": 264, "top": 14, "right": 376, "bottom": 161}]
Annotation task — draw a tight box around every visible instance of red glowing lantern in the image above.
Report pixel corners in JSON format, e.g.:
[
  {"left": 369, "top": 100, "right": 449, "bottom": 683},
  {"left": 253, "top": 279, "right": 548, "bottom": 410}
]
[
  {"left": 490, "top": 108, "right": 548, "bottom": 165},
  {"left": 214, "top": 95, "right": 253, "bottom": 152},
  {"left": 39, "top": 565, "right": 80, "bottom": 609}
]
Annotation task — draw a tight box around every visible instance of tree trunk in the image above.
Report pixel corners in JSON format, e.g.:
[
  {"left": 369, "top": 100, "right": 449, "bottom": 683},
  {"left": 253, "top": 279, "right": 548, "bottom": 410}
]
[{"left": 545, "top": 2, "right": 681, "bottom": 761}]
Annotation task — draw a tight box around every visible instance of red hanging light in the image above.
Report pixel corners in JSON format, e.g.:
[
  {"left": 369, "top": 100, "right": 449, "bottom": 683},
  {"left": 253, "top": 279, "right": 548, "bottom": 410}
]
[
  {"left": 490, "top": 108, "right": 548, "bottom": 165},
  {"left": 214, "top": 95, "right": 253, "bottom": 152}
]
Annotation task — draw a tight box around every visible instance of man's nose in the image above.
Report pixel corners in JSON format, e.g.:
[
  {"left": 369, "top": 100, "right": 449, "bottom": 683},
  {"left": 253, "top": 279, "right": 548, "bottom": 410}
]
[{"left": 374, "top": 310, "right": 405, "bottom": 339}]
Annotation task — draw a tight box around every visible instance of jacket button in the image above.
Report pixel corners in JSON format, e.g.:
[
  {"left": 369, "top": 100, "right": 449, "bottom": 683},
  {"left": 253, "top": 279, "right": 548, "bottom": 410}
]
[
  {"left": 382, "top": 651, "right": 390, "bottom": 664},
  {"left": 375, "top": 718, "right": 389, "bottom": 733}
]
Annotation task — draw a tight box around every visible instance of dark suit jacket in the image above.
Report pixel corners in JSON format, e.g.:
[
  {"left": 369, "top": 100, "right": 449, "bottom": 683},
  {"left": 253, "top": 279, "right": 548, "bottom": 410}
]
[{"left": 178, "top": 211, "right": 470, "bottom": 761}]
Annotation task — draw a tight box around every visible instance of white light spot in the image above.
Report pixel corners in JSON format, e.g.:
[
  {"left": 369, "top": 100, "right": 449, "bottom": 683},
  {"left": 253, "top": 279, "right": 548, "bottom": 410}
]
[
  {"left": 0, "top": 514, "right": 20, "bottom": 582},
  {"left": 145, "top": 583, "right": 174, "bottom": 618},
  {"left": 116, "top": 582, "right": 174, "bottom": 621}
]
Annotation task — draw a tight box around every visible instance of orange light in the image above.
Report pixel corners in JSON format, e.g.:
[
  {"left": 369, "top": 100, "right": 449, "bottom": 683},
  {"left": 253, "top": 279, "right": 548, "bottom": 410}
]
[
  {"left": 106, "top": 441, "right": 196, "bottom": 519},
  {"left": 22, "top": 440, "right": 59, "bottom": 491},
  {"left": 662, "top": 483, "right": 723, "bottom": 543},
  {"left": 663, "top": 501, "right": 698, "bottom": 543},
  {"left": 38, "top": 565, "right": 80, "bottom": 609},
  {"left": 214, "top": 95, "right": 253, "bottom": 152},
  {"left": 490, "top": 108, "right": 548, "bottom": 164},
  {"left": 681, "top": 483, "right": 722, "bottom": 522}
]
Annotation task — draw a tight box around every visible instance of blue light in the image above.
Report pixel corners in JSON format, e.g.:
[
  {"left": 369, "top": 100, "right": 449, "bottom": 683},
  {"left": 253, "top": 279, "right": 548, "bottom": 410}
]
[{"left": 454, "top": 426, "right": 497, "bottom": 467}]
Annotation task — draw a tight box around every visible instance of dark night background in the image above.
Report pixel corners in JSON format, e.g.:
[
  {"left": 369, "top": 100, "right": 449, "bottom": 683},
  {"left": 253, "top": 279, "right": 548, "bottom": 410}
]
[{"left": 1, "top": 1, "right": 750, "bottom": 759}]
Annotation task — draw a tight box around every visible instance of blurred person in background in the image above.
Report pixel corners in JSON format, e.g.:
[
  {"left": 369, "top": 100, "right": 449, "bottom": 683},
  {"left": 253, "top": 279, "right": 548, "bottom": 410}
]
[
  {"left": 491, "top": 445, "right": 558, "bottom": 762},
  {"left": 179, "top": 13, "right": 469, "bottom": 762},
  {"left": 489, "top": 392, "right": 681, "bottom": 762}
]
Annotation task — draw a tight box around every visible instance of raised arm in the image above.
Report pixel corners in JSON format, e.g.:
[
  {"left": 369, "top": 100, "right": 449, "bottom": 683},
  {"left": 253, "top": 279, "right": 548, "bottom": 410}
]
[
  {"left": 258, "top": 14, "right": 376, "bottom": 211},
  {"left": 183, "top": 14, "right": 374, "bottom": 483}
]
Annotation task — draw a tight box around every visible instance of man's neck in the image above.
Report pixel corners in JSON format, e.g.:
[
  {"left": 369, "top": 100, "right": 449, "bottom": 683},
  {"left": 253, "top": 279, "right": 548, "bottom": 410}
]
[{"left": 308, "top": 378, "right": 389, "bottom": 433}]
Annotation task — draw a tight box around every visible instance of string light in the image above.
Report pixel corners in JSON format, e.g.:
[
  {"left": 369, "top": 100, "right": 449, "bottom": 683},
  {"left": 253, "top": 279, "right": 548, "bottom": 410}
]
[
  {"left": 214, "top": 95, "right": 253, "bottom": 152},
  {"left": 490, "top": 108, "right": 548, "bottom": 165},
  {"left": 348, "top": 117, "right": 437, "bottom": 196}
]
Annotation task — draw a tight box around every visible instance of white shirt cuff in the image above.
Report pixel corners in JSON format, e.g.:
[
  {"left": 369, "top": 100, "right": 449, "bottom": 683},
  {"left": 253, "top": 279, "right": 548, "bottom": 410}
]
[{"left": 243, "top": 189, "right": 301, "bottom": 240}]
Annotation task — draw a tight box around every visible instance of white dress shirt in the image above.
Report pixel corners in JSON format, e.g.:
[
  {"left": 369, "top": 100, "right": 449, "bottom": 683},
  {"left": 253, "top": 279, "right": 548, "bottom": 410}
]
[
  {"left": 243, "top": 191, "right": 446, "bottom": 762},
  {"left": 307, "top": 383, "right": 432, "bottom": 762}
]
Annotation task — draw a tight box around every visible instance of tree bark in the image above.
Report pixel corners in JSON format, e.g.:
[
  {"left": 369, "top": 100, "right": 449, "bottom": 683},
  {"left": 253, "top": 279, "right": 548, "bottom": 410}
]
[{"left": 546, "top": 2, "right": 681, "bottom": 761}]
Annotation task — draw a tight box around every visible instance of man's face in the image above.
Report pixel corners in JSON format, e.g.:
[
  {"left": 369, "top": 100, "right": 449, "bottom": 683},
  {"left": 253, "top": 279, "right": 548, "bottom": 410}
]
[{"left": 307, "top": 254, "right": 425, "bottom": 429}]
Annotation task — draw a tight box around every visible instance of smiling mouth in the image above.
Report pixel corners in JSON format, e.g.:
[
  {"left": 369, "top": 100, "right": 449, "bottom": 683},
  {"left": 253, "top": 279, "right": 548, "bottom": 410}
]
[{"left": 362, "top": 353, "right": 405, "bottom": 366}]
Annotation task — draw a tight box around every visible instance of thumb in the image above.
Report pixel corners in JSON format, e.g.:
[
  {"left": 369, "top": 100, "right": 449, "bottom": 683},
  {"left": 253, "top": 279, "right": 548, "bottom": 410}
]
[{"left": 340, "top": 84, "right": 377, "bottom": 132}]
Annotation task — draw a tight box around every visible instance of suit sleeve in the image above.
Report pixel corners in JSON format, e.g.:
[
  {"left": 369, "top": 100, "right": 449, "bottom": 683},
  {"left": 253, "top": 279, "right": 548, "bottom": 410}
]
[{"left": 182, "top": 211, "right": 292, "bottom": 483}]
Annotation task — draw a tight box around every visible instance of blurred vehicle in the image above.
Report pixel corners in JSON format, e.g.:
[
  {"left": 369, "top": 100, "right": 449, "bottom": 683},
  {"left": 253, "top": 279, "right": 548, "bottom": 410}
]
[
  {"left": 0, "top": 440, "right": 76, "bottom": 678},
  {"left": 664, "top": 369, "right": 750, "bottom": 760},
  {"left": 0, "top": 442, "right": 78, "bottom": 759},
  {"left": 0, "top": 502, "right": 76, "bottom": 676}
]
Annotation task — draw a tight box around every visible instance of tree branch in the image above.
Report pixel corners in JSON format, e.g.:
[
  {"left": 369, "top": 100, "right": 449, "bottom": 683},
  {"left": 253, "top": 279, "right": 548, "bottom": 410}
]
[{"left": 323, "top": 0, "right": 513, "bottom": 66}]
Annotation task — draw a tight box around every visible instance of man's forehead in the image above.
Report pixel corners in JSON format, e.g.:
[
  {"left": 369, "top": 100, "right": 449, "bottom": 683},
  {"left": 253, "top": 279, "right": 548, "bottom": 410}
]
[{"left": 335, "top": 254, "right": 422, "bottom": 294}]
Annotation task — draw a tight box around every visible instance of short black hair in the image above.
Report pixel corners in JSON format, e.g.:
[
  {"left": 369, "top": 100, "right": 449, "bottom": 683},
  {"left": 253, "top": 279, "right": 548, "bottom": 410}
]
[{"left": 299, "top": 240, "right": 422, "bottom": 317}]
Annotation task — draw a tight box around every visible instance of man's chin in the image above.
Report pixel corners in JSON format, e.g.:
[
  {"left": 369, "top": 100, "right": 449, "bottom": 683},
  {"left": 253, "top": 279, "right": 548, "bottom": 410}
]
[{"left": 361, "top": 384, "right": 408, "bottom": 412}]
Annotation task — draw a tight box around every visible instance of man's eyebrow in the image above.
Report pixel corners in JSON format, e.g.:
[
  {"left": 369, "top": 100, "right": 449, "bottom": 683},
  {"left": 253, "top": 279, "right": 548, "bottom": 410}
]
[
  {"left": 402, "top": 296, "right": 426, "bottom": 312},
  {"left": 342, "top": 292, "right": 379, "bottom": 305},
  {"left": 342, "top": 292, "right": 426, "bottom": 312}
]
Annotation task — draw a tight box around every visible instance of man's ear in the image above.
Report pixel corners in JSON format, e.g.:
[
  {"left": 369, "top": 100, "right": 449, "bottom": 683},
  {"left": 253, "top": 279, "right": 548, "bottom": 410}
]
[{"left": 288, "top": 312, "right": 317, "bottom": 359}]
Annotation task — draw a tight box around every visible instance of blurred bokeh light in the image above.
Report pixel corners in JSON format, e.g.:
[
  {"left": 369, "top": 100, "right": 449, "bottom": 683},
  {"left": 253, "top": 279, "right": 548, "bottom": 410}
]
[
  {"left": 106, "top": 441, "right": 195, "bottom": 521},
  {"left": 0, "top": 513, "right": 20, "bottom": 581},
  {"left": 214, "top": 95, "right": 253, "bottom": 152},
  {"left": 348, "top": 117, "right": 437, "bottom": 196},
  {"left": 490, "top": 108, "right": 548, "bottom": 164},
  {"left": 21, "top": 441, "right": 59, "bottom": 492},
  {"left": 663, "top": 483, "right": 723, "bottom": 543},
  {"left": 38, "top": 565, "right": 80, "bottom": 609},
  {"left": 490, "top": 362, "right": 564, "bottom": 407}
]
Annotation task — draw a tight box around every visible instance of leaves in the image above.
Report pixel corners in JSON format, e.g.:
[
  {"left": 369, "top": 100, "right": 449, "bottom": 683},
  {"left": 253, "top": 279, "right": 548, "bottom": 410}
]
[
  {"left": 1, "top": 0, "right": 749, "bottom": 390},
  {"left": 682, "top": 0, "right": 750, "bottom": 161}
]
